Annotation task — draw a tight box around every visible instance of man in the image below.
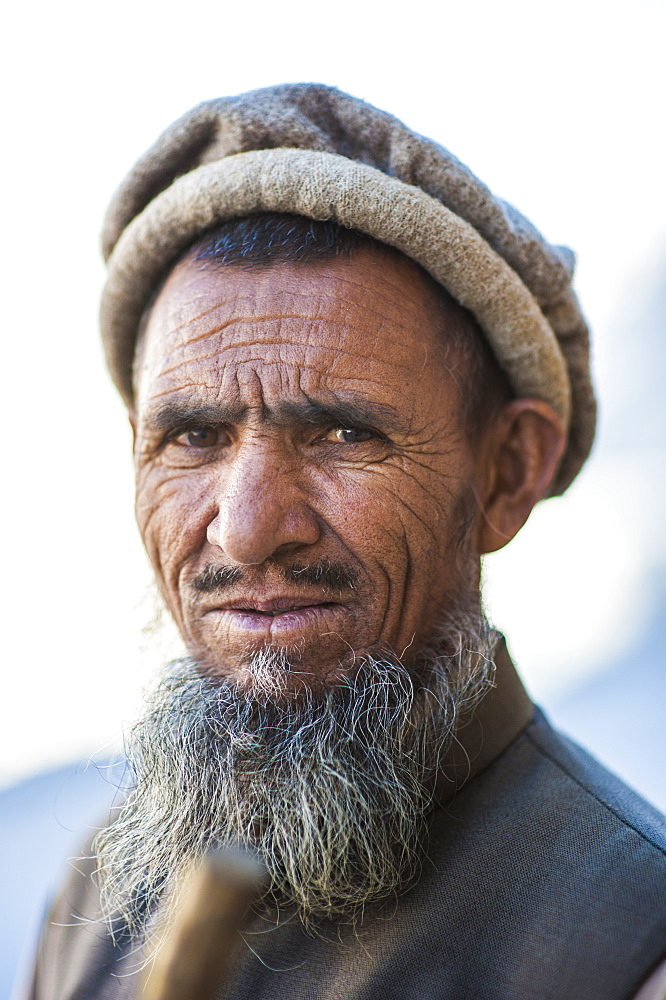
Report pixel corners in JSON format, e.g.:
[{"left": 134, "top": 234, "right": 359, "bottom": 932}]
[{"left": 27, "top": 84, "right": 666, "bottom": 999}]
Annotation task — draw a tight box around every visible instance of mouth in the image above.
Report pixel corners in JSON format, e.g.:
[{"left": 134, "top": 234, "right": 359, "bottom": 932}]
[{"left": 201, "top": 595, "right": 345, "bottom": 634}]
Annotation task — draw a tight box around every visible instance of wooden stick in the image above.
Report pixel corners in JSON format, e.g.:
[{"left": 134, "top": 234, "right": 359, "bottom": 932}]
[{"left": 141, "top": 851, "right": 263, "bottom": 1000}]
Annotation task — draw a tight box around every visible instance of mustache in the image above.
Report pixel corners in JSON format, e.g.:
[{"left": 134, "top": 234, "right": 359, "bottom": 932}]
[{"left": 191, "top": 559, "right": 358, "bottom": 595}]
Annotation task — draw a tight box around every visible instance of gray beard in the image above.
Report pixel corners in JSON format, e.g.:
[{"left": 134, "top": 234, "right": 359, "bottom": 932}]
[{"left": 93, "top": 610, "right": 496, "bottom": 946}]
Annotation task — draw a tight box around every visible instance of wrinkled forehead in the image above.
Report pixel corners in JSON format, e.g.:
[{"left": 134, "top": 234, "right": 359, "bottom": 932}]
[{"left": 133, "top": 247, "right": 464, "bottom": 419}]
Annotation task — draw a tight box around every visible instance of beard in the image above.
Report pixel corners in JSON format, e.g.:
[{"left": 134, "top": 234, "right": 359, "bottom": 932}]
[{"left": 93, "top": 606, "right": 496, "bottom": 947}]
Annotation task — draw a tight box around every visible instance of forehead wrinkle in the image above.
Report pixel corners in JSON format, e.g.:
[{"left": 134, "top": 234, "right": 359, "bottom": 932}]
[
  {"left": 148, "top": 253, "right": 447, "bottom": 373},
  {"left": 149, "top": 284, "right": 346, "bottom": 347},
  {"left": 158, "top": 295, "right": 235, "bottom": 337},
  {"left": 156, "top": 281, "right": 432, "bottom": 349},
  {"left": 281, "top": 293, "right": 433, "bottom": 354},
  {"left": 288, "top": 267, "right": 440, "bottom": 334},
  {"left": 161, "top": 270, "right": 412, "bottom": 323},
  {"left": 286, "top": 281, "right": 427, "bottom": 330},
  {"left": 151, "top": 339, "right": 427, "bottom": 386},
  {"left": 160, "top": 317, "right": 376, "bottom": 356},
  {"left": 142, "top": 382, "right": 225, "bottom": 405},
  {"left": 221, "top": 277, "right": 427, "bottom": 331},
  {"left": 163, "top": 309, "right": 424, "bottom": 355},
  {"left": 161, "top": 311, "right": 369, "bottom": 350},
  {"left": 221, "top": 360, "right": 413, "bottom": 423},
  {"left": 151, "top": 291, "right": 436, "bottom": 375},
  {"left": 219, "top": 358, "right": 427, "bottom": 403},
  {"left": 263, "top": 264, "right": 427, "bottom": 316}
]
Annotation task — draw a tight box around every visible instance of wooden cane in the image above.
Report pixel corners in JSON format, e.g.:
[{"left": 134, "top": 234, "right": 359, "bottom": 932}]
[{"left": 141, "top": 850, "right": 263, "bottom": 1000}]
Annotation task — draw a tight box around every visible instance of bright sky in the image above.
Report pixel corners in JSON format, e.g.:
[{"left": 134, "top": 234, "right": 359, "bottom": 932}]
[{"left": 1, "top": 0, "right": 665, "bottom": 786}]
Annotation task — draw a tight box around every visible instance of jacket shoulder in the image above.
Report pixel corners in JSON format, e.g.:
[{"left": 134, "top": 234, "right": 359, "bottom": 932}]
[{"left": 526, "top": 708, "right": 666, "bottom": 855}]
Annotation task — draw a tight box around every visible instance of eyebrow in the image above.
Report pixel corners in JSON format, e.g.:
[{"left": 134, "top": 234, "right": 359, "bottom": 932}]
[
  {"left": 276, "top": 398, "right": 406, "bottom": 432},
  {"left": 144, "top": 395, "right": 407, "bottom": 435}
]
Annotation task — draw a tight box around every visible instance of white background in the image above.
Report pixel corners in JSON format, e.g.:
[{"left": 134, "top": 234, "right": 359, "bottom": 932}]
[{"left": 1, "top": 0, "right": 665, "bottom": 799}]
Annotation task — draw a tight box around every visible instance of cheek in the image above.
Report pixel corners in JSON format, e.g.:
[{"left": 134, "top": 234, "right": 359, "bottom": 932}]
[
  {"left": 314, "top": 458, "right": 466, "bottom": 586},
  {"left": 135, "top": 466, "right": 215, "bottom": 590},
  {"left": 340, "top": 458, "right": 457, "bottom": 532}
]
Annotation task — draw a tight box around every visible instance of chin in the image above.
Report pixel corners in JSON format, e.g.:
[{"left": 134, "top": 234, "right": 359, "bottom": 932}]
[{"left": 190, "top": 641, "right": 359, "bottom": 699}]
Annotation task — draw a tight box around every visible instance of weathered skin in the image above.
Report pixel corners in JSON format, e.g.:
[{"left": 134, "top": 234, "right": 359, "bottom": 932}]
[{"left": 132, "top": 246, "right": 564, "bottom": 690}]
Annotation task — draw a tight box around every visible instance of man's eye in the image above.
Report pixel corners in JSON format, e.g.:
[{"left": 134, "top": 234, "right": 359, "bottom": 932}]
[
  {"left": 174, "top": 428, "right": 220, "bottom": 448},
  {"left": 324, "top": 428, "right": 374, "bottom": 444}
]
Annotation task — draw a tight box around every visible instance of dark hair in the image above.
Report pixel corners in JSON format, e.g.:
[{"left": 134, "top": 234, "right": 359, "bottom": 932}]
[
  {"left": 192, "top": 213, "right": 370, "bottom": 268},
  {"left": 138, "top": 214, "right": 512, "bottom": 434}
]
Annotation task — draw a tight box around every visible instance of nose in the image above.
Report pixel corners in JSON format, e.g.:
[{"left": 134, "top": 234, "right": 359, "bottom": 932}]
[{"left": 206, "top": 440, "right": 321, "bottom": 565}]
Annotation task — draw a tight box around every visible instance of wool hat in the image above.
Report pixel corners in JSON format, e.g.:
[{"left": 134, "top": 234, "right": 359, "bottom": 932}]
[{"left": 100, "top": 83, "right": 596, "bottom": 495}]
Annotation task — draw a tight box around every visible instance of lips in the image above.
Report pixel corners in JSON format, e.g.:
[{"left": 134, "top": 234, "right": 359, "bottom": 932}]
[
  {"left": 199, "top": 593, "right": 345, "bottom": 636},
  {"left": 209, "top": 595, "right": 333, "bottom": 615}
]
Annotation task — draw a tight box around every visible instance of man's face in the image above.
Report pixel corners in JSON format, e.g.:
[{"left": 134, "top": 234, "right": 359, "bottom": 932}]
[{"left": 133, "top": 246, "right": 485, "bottom": 690}]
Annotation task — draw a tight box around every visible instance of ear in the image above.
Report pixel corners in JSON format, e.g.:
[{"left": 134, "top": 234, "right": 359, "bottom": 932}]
[{"left": 476, "top": 399, "right": 567, "bottom": 554}]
